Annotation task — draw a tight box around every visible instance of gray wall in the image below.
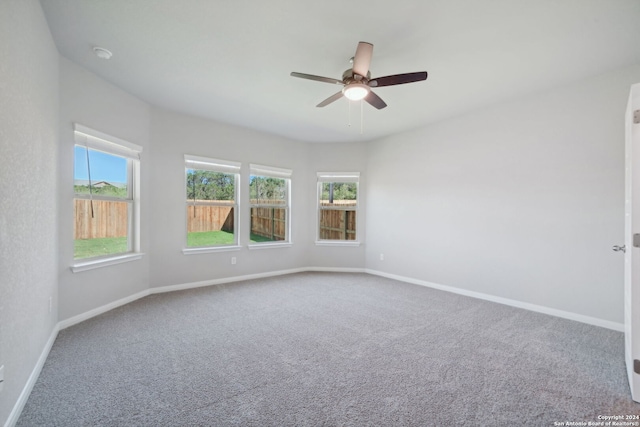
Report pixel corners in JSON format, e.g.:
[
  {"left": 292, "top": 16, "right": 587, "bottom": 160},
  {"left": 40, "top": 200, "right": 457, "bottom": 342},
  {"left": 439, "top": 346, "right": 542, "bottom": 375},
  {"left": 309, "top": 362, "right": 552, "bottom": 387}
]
[
  {"left": 306, "top": 142, "right": 368, "bottom": 268},
  {"left": 57, "top": 58, "right": 151, "bottom": 320},
  {"left": 365, "top": 65, "right": 640, "bottom": 324},
  {"left": 149, "top": 108, "right": 312, "bottom": 288},
  {"left": 0, "top": 1, "right": 59, "bottom": 425}
]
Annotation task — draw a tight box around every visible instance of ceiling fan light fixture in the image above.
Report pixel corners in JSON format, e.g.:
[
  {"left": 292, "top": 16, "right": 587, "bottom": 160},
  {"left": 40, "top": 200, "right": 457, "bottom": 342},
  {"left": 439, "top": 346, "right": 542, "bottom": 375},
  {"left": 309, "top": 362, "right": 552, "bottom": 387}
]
[{"left": 343, "top": 83, "right": 370, "bottom": 101}]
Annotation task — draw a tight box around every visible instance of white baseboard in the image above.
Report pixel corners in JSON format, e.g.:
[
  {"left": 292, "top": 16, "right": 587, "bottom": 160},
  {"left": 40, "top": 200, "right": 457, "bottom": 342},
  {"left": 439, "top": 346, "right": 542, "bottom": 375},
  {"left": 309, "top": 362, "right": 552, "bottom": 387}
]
[
  {"left": 59, "top": 267, "right": 365, "bottom": 330},
  {"left": 365, "top": 268, "right": 624, "bottom": 332},
  {"left": 306, "top": 267, "right": 366, "bottom": 273},
  {"left": 148, "top": 267, "right": 309, "bottom": 294},
  {"left": 5, "top": 324, "right": 59, "bottom": 427},
  {"left": 58, "top": 266, "right": 624, "bottom": 333},
  {"left": 148, "top": 267, "right": 366, "bottom": 295},
  {"left": 58, "top": 289, "right": 150, "bottom": 330}
]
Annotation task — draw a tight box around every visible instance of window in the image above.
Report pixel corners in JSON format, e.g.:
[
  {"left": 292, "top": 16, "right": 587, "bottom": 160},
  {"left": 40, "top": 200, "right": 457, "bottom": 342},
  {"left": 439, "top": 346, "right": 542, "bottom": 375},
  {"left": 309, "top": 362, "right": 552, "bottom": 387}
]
[
  {"left": 73, "top": 124, "right": 142, "bottom": 264},
  {"left": 184, "top": 155, "right": 240, "bottom": 251},
  {"left": 249, "top": 164, "right": 292, "bottom": 246},
  {"left": 317, "top": 172, "right": 359, "bottom": 243}
]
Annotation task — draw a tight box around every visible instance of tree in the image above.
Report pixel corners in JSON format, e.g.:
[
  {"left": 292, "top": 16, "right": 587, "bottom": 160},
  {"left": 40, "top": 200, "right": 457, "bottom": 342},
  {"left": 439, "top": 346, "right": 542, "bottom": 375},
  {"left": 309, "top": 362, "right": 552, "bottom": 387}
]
[
  {"left": 186, "top": 170, "right": 235, "bottom": 201},
  {"left": 74, "top": 184, "right": 127, "bottom": 198},
  {"left": 321, "top": 182, "right": 356, "bottom": 201},
  {"left": 250, "top": 176, "right": 286, "bottom": 203}
]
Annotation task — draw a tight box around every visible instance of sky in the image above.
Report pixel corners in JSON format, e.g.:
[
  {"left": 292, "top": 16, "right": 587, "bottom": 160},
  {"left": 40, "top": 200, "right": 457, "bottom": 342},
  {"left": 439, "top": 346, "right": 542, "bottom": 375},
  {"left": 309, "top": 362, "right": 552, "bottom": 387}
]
[{"left": 74, "top": 146, "right": 127, "bottom": 184}]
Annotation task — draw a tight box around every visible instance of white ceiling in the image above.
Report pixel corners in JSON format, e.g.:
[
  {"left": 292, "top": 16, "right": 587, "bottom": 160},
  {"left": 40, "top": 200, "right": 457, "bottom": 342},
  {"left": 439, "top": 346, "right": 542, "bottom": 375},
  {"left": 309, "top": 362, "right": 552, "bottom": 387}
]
[{"left": 40, "top": 0, "right": 640, "bottom": 143}]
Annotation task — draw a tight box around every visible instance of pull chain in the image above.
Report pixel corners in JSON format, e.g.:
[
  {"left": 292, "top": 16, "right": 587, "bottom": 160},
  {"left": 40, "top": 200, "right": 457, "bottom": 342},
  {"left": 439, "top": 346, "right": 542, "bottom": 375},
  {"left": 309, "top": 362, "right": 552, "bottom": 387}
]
[
  {"left": 346, "top": 99, "right": 364, "bottom": 134},
  {"left": 360, "top": 99, "right": 364, "bottom": 134},
  {"left": 347, "top": 99, "right": 364, "bottom": 135},
  {"left": 84, "top": 141, "right": 94, "bottom": 218}
]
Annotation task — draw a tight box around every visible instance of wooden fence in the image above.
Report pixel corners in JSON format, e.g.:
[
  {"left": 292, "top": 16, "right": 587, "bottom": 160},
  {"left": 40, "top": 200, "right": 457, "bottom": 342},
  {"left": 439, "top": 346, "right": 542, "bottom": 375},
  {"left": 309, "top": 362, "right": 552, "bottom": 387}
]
[
  {"left": 75, "top": 199, "right": 128, "bottom": 239},
  {"left": 250, "top": 207, "right": 286, "bottom": 240},
  {"left": 319, "top": 199, "right": 357, "bottom": 207},
  {"left": 186, "top": 205, "right": 234, "bottom": 233},
  {"left": 75, "top": 200, "right": 355, "bottom": 241},
  {"left": 319, "top": 209, "right": 356, "bottom": 240},
  {"left": 74, "top": 200, "right": 234, "bottom": 239}
]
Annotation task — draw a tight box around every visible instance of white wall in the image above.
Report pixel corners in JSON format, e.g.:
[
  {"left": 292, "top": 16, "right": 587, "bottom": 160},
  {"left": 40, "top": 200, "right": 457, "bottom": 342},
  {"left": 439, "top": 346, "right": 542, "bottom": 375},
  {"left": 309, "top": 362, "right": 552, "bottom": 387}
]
[
  {"left": 0, "top": 1, "right": 59, "bottom": 425},
  {"left": 365, "top": 65, "right": 640, "bottom": 324},
  {"left": 149, "top": 108, "right": 312, "bottom": 288},
  {"left": 57, "top": 58, "right": 151, "bottom": 321}
]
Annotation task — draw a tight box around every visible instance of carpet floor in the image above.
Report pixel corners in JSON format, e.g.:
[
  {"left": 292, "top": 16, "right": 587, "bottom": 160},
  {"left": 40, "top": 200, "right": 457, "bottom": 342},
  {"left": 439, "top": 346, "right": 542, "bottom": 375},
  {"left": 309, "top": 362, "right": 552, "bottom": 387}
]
[{"left": 17, "top": 272, "right": 640, "bottom": 426}]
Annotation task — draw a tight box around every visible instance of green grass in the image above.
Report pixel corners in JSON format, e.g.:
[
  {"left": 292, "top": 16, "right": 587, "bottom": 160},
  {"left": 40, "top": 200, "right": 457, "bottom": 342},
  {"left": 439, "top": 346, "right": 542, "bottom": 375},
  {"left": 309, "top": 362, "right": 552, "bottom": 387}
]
[
  {"left": 74, "top": 236, "right": 128, "bottom": 259},
  {"left": 249, "top": 233, "right": 275, "bottom": 243},
  {"left": 187, "top": 230, "right": 235, "bottom": 247},
  {"left": 187, "top": 230, "right": 278, "bottom": 247},
  {"left": 75, "top": 231, "right": 279, "bottom": 258}
]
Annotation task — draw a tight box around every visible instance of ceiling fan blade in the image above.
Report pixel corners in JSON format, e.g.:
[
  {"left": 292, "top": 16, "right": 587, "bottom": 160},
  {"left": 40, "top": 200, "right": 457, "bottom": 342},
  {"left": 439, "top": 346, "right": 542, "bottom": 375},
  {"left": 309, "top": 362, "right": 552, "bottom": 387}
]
[
  {"left": 316, "top": 91, "right": 344, "bottom": 107},
  {"left": 290, "top": 72, "right": 344, "bottom": 85},
  {"left": 352, "top": 42, "right": 373, "bottom": 78},
  {"left": 364, "top": 91, "right": 387, "bottom": 109},
  {"left": 369, "top": 71, "right": 428, "bottom": 88}
]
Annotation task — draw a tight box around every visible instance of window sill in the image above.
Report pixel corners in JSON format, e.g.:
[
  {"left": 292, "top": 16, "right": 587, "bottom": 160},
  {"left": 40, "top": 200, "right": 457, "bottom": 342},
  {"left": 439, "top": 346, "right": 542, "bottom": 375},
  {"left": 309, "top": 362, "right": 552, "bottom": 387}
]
[
  {"left": 248, "top": 242, "right": 292, "bottom": 250},
  {"left": 183, "top": 245, "right": 242, "bottom": 255},
  {"left": 315, "top": 240, "right": 361, "bottom": 247},
  {"left": 71, "top": 252, "right": 144, "bottom": 273}
]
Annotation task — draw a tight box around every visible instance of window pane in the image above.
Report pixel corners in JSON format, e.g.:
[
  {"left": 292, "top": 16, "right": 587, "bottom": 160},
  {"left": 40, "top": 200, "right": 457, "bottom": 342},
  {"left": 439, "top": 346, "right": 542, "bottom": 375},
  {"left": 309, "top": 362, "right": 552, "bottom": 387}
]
[
  {"left": 185, "top": 169, "right": 236, "bottom": 247},
  {"left": 319, "top": 209, "right": 356, "bottom": 241},
  {"left": 74, "top": 146, "right": 128, "bottom": 198},
  {"left": 186, "top": 169, "right": 235, "bottom": 202},
  {"left": 186, "top": 205, "right": 235, "bottom": 247},
  {"left": 320, "top": 182, "right": 357, "bottom": 207},
  {"left": 74, "top": 200, "right": 129, "bottom": 259},
  {"left": 250, "top": 175, "right": 286, "bottom": 205},
  {"left": 250, "top": 207, "right": 286, "bottom": 242}
]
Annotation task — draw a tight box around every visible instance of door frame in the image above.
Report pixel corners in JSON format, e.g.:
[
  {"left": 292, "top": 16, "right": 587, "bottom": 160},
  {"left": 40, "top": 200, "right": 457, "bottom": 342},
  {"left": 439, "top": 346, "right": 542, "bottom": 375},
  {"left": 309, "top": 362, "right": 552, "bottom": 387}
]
[{"left": 624, "top": 83, "right": 640, "bottom": 402}]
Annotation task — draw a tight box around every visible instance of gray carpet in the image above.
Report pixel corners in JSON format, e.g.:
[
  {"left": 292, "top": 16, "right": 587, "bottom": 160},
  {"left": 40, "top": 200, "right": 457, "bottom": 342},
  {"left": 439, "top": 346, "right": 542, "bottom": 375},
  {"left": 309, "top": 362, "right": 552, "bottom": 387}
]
[{"left": 17, "top": 272, "right": 640, "bottom": 426}]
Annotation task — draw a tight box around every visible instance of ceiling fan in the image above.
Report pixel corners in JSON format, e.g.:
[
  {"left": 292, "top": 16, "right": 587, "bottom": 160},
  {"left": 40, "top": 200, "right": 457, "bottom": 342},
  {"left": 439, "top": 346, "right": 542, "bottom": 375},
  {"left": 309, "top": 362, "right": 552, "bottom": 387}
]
[{"left": 291, "top": 41, "right": 428, "bottom": 110}]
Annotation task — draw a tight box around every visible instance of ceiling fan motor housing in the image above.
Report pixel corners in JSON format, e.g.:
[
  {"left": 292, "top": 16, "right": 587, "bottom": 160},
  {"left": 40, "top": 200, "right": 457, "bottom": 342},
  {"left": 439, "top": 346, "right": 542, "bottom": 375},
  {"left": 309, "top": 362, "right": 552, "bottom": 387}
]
[{"left": 342, "top": 69, "right": 371, "bottom": 84}]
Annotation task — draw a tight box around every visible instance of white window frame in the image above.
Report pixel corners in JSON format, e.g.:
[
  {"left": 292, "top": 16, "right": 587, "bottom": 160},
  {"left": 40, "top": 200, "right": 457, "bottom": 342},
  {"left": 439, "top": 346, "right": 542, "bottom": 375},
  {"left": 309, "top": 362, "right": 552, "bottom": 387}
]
[
  {"left": 316, "top": 172, "right": 360, "bottom": 246},
  {"left": 183, "top": 154, "right": 241, "bottom": 254},
  {"left": 71, "top": 124, "right": 143, "bottom": 273},
  {"left": 248, "top": 164, "right": 292, "bottom": 249}
]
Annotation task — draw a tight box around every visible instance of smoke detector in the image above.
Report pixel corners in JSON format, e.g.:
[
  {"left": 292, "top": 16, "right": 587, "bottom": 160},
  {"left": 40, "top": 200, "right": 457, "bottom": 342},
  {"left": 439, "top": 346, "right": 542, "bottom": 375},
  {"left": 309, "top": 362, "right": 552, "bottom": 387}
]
[{"left": 93, "top": 46, "right": 112, "bottom": 60}]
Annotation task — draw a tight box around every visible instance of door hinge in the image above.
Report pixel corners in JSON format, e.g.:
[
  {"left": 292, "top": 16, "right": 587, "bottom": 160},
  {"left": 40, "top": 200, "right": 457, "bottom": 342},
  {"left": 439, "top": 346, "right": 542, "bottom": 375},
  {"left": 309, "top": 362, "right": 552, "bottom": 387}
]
[
  {"left": 634, "top": 234, "right": 640, "bottom": 248},
  {"left": 635, "top": 109, "right": 640, "bottom": 124},
  {"left": 635, "top": 359, "right": 640, "bottom": 375}
]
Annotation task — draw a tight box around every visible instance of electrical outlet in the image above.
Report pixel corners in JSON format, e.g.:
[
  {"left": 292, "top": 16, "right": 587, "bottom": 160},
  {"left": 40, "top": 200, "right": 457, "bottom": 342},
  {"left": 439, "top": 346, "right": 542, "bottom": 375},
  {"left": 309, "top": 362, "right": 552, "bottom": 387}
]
[
  {"left": 380, "top": 253, "right": 384, "bottom": 261},
  {"left": 0, "top": 365, "right": 4, "bottom": 392},
  {"left": 231, "top": 257, "right": 237, "bottom": 265}
]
